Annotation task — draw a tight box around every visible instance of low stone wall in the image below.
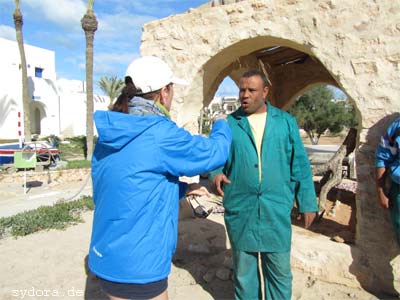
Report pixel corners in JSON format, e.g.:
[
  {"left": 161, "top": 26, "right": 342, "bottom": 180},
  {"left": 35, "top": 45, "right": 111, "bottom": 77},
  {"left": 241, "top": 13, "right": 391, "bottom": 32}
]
[{"left": 0, "top": 168, "right": 91, "bottom": 184}]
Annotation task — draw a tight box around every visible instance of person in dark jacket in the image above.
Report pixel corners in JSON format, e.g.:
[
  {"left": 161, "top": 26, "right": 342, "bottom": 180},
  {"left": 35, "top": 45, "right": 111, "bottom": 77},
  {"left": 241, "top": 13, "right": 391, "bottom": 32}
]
[
  {"left": 211, "top": 69, "right": 317, "bottom": 300},
  {"left": 89, "top": 56, "right": 232, "bottom": 300},
  {"left": 375, "top": 117, "right": 400, "bottom": 245}
]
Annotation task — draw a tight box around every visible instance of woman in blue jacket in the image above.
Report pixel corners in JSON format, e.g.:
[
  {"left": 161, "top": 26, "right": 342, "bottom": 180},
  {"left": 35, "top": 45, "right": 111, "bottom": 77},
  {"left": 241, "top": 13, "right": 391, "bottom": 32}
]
[{"left": 89, "top": 56, "right": 232, "bottom": 300}]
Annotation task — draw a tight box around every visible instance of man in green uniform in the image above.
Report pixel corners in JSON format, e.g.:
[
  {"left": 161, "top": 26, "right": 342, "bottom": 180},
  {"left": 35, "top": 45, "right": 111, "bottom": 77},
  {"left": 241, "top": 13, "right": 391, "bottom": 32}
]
[{"left": 211, "top": 70, "right": 318, "bottom": 300}]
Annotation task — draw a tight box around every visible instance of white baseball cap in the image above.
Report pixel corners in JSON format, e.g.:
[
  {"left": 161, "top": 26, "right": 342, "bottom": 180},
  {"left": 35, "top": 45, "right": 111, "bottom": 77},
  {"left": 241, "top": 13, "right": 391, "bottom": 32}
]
[{"left": 126, "top": 56, "right": 188, "bottom": 94}]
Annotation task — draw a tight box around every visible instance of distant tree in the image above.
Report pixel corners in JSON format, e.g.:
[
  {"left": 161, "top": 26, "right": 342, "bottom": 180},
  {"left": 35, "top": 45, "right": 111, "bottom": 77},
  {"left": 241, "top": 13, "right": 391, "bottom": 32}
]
[
  {"left": 81, "top": 0, "right": 97, "bottom": 160},
  {"left": 198, "top": 108, "right": 212, "bottom": 135},
  {"left": 289, "top": 86, "right": 357, "bottom": 145},
  {"left": 340, "top": 101, "right": 358, "bottom": 129},
  {"left": 13, "top": 0, "right": 31, "bottom": 142},
  {"left": 98, "top": 76, "right": 124, "bottom": 109}
]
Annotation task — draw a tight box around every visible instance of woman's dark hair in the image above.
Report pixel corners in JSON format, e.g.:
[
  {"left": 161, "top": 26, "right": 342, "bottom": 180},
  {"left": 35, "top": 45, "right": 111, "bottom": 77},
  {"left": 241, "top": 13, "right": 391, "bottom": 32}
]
[{"left": 111, "top": 76, "right": 137, "bottom": 113}]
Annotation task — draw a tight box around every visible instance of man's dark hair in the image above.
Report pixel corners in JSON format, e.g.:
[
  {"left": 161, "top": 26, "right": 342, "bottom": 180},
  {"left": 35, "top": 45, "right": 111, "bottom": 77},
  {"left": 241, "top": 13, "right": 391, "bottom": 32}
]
[{"left": 242, "top": 69, "right": 269, "bottom": 88}]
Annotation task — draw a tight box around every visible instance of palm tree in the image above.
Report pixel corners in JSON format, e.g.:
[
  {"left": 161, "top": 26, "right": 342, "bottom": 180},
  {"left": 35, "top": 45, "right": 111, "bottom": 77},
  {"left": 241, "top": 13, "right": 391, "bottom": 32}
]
[
  {"left": 13, "top": 0, "right": 31, "bottom": 142},
  {"left": 81, "top": 0, "right": 98, "bottom": 160},
  {"left": 98, "top": 76, "right": 124, "bottom": 109}
]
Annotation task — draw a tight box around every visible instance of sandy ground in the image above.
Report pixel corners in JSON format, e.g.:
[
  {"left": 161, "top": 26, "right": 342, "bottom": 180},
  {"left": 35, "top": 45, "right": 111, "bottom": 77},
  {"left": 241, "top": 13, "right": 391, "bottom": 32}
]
[
  {"left": 0, "top": 191, "right": 380, "bottom": 300},
  {"left": 0, "top": 135, "right": 384, "bottom": 300}
]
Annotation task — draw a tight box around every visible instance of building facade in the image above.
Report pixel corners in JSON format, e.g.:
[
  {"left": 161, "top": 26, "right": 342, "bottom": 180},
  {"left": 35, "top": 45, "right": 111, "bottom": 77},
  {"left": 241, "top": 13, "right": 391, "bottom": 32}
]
[{"left": 0, "top": 37, "right": 107, "bottom": 140}]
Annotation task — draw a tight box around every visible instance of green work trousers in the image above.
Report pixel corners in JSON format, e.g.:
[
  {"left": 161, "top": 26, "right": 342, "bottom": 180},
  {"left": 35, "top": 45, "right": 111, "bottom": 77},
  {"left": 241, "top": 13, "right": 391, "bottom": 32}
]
[
  {"left": 390, "top": 182, "right": 400, "bottom": 246},
  {"left": 232, "top": 250, "right": 292, "bottom": 300}
]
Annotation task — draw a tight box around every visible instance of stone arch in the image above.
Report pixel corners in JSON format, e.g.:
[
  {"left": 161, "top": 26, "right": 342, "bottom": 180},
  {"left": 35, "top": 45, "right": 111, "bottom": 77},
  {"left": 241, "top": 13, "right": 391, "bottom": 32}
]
[
  {"left": 140, "top": 0, "right": 400, "bottom": 294},
  {"left": 186, "top": 37, "right": 340, "bottom": 111}
]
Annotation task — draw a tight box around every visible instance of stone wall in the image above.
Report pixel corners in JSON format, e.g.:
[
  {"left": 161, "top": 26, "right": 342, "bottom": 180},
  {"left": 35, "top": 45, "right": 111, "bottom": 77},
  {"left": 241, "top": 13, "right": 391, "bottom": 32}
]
[{"left": 139, "top": 0, "right": 400, "bottom": 295}]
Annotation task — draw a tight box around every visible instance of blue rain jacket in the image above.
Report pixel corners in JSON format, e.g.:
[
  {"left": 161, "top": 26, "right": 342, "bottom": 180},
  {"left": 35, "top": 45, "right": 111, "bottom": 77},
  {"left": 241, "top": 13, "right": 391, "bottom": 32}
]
[{"left": 88, "top": 110, "right": 231, "bottom": 283}]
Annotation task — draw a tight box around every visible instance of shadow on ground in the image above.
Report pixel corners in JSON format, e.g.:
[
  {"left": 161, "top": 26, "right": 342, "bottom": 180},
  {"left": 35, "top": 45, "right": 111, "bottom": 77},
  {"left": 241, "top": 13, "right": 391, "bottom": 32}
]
[
  {"left": 292, "top": 185, "right": 356, "bottom": 244},
  {"left": 173, "top": 216, "right": 234, "bottom": 300}
]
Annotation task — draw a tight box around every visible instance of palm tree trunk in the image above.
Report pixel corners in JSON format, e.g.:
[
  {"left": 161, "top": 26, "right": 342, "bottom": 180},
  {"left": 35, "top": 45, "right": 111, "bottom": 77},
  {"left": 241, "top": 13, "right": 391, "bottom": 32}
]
[
  {"left": 13, "top": 1, "right": 31, "bottom": 142},
  {"left": 81, "top": 2, "right": 97, "bottom": 160}
]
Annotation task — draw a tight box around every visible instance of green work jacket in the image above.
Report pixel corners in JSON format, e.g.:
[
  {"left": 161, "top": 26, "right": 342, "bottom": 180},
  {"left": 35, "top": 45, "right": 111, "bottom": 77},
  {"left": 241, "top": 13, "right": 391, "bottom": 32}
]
[{"left": 211, "top": 102, "right": 317, "bottom": 252}]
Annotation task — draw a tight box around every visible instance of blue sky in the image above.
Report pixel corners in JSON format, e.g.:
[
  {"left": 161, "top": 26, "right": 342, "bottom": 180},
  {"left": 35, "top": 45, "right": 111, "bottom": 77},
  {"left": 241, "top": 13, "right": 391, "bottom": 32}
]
[
  {"left": 0, "top": 0, "right": 237, "bottom": 96},
  {"left": 0, "top": 0, "right": 344, "bottom": 99}
]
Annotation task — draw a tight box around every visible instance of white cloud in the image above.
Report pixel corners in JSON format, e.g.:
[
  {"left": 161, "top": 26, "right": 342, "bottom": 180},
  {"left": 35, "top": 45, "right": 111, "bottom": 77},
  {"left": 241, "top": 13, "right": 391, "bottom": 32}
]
[
  {"left": 78, "top": 63, "right": 86, "bottom": 71},
  {"left": 90, "top": 12, "right": 155, "bottom": 72},
  {"left": 95, "top": 52, "right": 137, "bottom": 65},
  {"left": 97, "top": 0, "right": 201, "bottom": 18},
  {"left": 26, "top": 0, "right": 86, "bottom": 30},
  {"left": 96, "top": 12, "right": 155, "bottom": 44},
  {"left": 0, "top": 25, "right": 16, "bottom": 41},
  {"left": 94, "top": 52, "right": 139, "bottom": 77}
]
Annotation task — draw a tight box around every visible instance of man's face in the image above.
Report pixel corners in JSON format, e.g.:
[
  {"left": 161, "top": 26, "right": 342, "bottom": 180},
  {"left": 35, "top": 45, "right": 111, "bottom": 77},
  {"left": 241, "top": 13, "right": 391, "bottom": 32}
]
[{"left": 239, "top": 75, "right": 269, "bottom": 115}]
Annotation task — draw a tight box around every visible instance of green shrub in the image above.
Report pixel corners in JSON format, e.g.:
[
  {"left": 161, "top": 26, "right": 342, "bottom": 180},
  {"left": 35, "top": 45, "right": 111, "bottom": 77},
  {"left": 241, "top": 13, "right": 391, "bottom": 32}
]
[
  {"left": 57, "top": 136, "right": 87, "bottom": 160},
  {"left": 0, "top": 196, "right": 94, "bottom": 238},
  {"left": 65, "top": 160, "right": 92, "bottom": 169}
]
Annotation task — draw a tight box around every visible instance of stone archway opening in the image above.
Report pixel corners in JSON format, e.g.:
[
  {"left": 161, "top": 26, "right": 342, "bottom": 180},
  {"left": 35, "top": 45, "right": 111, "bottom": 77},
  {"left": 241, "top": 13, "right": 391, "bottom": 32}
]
[
  {"left": 192, "top": 40, "right": 344, "bottom": 108},
  {"left": 190, "top": 37, "right": 361, "bottom": 145},
  {"left": 201, "top": 43, "right": 361, "bottom": 243},
  {"left": 178, "top": 38, "right": 362, "bottom": 144},
  {"left": 288, "top": 83, "right": 359, "bottom": 243},
  {"left": 30, "top": 102, "right": 46, "bottom": 136}
]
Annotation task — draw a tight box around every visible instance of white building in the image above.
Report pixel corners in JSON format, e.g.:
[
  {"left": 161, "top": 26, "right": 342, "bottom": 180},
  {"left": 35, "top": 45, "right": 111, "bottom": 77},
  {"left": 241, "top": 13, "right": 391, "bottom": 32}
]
[
  {"left": 0, "top": 37, "right": 108, "bottom": 140},
  {"left": 208, "top": 95, "right": 240, "bottom": 116}
]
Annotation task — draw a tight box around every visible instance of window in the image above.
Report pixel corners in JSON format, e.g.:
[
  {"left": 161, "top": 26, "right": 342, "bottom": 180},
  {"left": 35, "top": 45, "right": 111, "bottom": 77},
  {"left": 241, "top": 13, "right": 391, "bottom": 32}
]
[
  {"left": 227, "top": 105, "right": 235, "bottom": 112},
  {"left": 35, "top": 67, "right": 43, "bottom": 78}
]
